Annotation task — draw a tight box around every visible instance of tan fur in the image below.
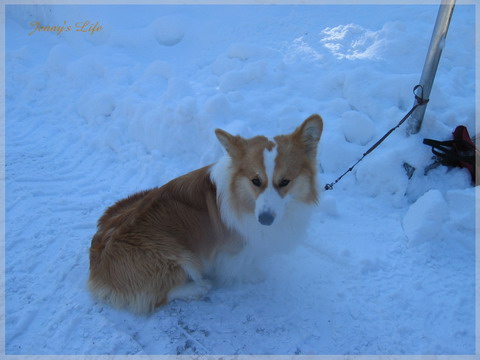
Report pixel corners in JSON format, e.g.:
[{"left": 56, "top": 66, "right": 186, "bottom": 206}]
[
  {"left": 217, "top": 114, "right": 323, "bottom": 213},
  {"left": 274, "top": 114, "right": 323, "bottom": 204},
  {"left": 214, "top": 132, "right": 276, "bottom": 216},
  {"left": 88, "top": 166, "right": 236, "bottom": 315},
  {"left": 88, "top": 114, "right": 323, "bottom": 314}
]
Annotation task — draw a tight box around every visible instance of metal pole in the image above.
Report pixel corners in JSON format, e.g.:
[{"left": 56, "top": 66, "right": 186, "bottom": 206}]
[{"left": 407, "top": 0, "right": 456, "bottom": 135}]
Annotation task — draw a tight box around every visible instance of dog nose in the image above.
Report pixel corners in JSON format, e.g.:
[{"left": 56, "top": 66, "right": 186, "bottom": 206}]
[{"left": 258, "top": 212, "right": 275, "bottom": 226}]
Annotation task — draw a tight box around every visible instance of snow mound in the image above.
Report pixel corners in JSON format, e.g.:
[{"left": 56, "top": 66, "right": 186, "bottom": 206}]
[
  {"left": 227, "top": 43, "right": 270, "bottom": 60},
  {"left": 402, "top": 189, "right": 449, "bottom": 245},
  {"left": 151, "top": 17, "right": 185, "bottom": 46},
  {"left": 210, "top": 54, "right": 242, "bottom": 76},
  {"left": 446, "top": 188, "right": 476, "bottom": 231},
  {"left": 219, "top": 61, "right": 268, "bottom": 92},
  {"left": 203, "top": 94, "right": 231, "bottom": 119},
  {"left": 341, "top": 110, "right": 375, "bottom": 145},
  {"left": 355, "top": 150, "right": 409, "bottom": 202},
  {"left": 77, "top": 92, "right": 115, "bottom": 123}
]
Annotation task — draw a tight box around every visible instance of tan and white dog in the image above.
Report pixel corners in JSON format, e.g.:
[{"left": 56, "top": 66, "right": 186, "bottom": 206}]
[{"left": 88, "top": 114, "right": 323, "bottom": 314}]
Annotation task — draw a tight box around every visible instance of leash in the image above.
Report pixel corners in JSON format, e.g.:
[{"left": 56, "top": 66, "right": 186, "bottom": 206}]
[{"left": 324, "top": 85, "right": 429, "bottom": 191}]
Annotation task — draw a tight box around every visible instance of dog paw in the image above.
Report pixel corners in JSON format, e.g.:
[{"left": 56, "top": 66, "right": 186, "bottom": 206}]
[
  {"left": 195, "top": 280, "right": 212, "bottom": 297},
  {"left": 167, "top": 280, "right": 212, "bottom": 302}
]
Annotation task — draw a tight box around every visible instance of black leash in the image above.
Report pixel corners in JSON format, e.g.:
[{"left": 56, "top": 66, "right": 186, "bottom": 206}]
[{"left": 324, "top": 85, "right": 429, "bottom": 191}]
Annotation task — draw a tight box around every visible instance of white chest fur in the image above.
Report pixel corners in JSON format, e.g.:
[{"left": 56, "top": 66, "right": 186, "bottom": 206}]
[{"left": 209, "top": 156, "right": 314, "bottom": 284}]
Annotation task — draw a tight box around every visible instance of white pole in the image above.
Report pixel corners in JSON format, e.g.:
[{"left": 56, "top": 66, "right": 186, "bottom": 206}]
[{"left": 407, "top": 0, "right": 456, "bottom": 135}]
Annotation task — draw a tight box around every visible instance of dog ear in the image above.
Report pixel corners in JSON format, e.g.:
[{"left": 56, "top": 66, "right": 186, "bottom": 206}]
[
  {"left": 293, "top": 114, "right": 323, "bottom": 159},
  {"left": 215, "top": 129, "right": 233, "bottom": 152},
  {"left": 215, "top": 129, "right": 245, "bottom": 157}
]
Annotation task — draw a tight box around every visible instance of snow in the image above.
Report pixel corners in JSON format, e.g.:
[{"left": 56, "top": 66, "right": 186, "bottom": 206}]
[
  {"left": 5, "top": 3, "right": 476, "bottom": 356},
  {"left": 341, "top": 110, "right": 375, "bottom": 145},
  {"left": 402, "top": 189, "right": 449, "bottom": 245},
  {"left": 152, "top": 17, "right": 185, "bottom": 47}
]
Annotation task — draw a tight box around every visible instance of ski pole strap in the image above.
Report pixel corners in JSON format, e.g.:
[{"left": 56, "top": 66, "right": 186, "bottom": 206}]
[
  {"left": 324, "top": 85, "right": 429, "bottom": 191},
  {"left": 413, "top": 84, "right": 429, "bottom": 106}
]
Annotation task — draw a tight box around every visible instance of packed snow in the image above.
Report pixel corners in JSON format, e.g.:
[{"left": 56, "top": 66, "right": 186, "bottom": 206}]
[{"left": 5, "top": 3, "right": 476, "bottom": 356}]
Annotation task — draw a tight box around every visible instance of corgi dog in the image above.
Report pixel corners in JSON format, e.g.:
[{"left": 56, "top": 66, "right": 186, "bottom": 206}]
[{"left": 88, "top": 114, "right": 323, "bottom": 315}]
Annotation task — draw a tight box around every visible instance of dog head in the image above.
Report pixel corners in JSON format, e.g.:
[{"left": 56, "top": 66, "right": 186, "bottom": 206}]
[{"left": 215, "top": 114, "right": 323, "bottom": 226}]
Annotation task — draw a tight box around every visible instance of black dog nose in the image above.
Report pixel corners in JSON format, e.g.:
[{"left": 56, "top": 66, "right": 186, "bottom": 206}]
[{"left": 258, "top": 212, "right": 275, "bottom": 226}]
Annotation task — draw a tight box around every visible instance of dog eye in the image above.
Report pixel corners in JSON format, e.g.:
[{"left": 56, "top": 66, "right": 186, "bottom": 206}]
[
  {"left": 278, "top": 179, "right": 290, "bottom": 187},
  {"left": 251, "top": 178, "right": 262, "bottom": 187}
]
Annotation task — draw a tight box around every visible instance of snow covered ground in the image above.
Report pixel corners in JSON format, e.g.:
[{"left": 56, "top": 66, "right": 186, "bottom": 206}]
[{"left": 4, "top": 3, "right": 476, "bottom": 356}]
